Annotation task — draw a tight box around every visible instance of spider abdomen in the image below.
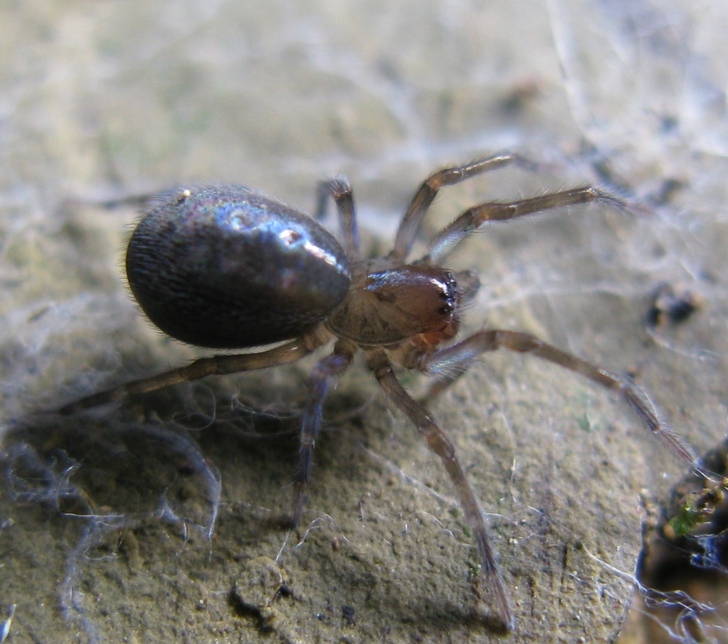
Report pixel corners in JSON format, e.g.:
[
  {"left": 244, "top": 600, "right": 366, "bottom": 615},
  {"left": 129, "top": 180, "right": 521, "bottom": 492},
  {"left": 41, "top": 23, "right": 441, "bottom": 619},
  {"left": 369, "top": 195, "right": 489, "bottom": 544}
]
[{"left": 126, "top": 185, "right": 352, "bottom": 348}]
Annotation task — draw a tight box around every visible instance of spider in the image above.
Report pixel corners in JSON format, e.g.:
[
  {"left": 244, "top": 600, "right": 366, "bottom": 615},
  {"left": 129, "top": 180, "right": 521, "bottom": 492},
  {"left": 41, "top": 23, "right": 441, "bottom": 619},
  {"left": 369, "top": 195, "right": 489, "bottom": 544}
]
[{"left": 59, "top": 153, "right": 697, "bottom": 630}]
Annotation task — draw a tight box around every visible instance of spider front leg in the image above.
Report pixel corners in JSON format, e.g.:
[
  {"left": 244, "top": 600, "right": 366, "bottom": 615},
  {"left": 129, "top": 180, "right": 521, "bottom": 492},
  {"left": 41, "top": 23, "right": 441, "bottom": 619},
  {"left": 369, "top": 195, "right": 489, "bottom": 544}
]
[
  {"left": 393, "top": 153, "right": 540, "bottom": 261},
  {"left": 292, "top": 340, "right": 356, "bottom": 526},
  {"left": 366, "top": 347, "right": 515, "bottom": 631},
  {"left": 426, "top": 186, "right": 635, "bottom": 264},
  {"left": 420, "top": 330, "right": 698, "bottom": 468}
]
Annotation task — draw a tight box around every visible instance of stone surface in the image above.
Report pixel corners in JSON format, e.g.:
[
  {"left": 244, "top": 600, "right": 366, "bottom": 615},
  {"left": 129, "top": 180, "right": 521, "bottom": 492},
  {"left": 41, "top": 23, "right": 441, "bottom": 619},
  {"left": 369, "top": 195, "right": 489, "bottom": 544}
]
[{"left": 1, "top": 1, "right": 727, "bottom": 642}]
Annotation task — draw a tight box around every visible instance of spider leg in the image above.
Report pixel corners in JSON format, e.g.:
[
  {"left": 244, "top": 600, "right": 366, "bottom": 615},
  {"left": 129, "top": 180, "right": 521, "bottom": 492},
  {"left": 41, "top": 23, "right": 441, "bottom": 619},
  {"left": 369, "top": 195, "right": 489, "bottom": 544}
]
[
  {"left": 58, "top": 339, "right": 316, "bottom": 414},
  {"left": 426, "top": 186, "right": 634, "bottom": 265},
  {"left": 316, "top": 178, "right": 360, "bottom": 259},
  {"left": 366, "top": 347, "right": 515, "bottom": 631},
  {"left": 419, "top": 330, "right": 698, "bottom": 468},
  {"left": 292, "top": 340, "right": 356, "bottom": 526},
  {"left": 392, "top": 153, "right": 540, "bottom": 261}
]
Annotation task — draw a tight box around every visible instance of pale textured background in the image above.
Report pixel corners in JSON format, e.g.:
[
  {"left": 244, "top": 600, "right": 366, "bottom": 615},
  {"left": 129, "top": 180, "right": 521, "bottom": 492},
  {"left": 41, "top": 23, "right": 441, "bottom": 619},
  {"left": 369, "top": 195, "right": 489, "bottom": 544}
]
[{"left": 1, "top": 1, "right": 727, "bottom": 642}]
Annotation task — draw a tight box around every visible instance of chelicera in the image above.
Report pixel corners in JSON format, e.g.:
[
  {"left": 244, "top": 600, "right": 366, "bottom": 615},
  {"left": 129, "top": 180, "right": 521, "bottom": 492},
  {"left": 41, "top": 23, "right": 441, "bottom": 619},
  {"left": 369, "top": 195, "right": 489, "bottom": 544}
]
[{"left": 60, "top": 153, "right": 698, "bottom": 629}]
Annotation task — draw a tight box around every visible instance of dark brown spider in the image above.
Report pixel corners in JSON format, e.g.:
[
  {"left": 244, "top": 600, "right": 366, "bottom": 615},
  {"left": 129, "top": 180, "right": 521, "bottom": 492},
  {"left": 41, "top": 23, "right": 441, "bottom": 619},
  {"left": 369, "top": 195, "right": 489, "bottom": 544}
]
[{"left": 59, "top": 153, "right": 698, "bottom": 629}]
